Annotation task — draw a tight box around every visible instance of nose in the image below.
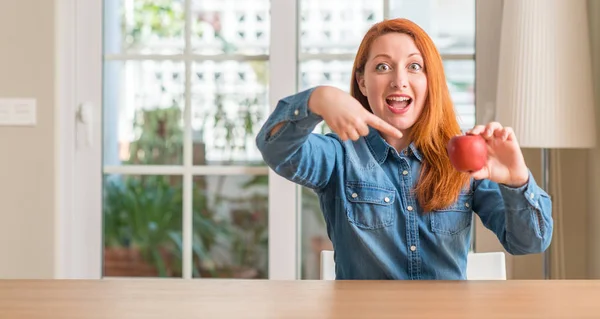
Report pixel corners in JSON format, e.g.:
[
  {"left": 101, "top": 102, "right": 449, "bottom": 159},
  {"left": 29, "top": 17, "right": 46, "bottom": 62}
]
[{"left": 391, "top": 69, "right": 409, "bottom": 89}]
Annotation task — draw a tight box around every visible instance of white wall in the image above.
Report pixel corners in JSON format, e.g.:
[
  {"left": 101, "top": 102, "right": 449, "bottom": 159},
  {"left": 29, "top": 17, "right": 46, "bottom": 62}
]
[{"left": 0, "top": 0, "right": 55, "bottom": 278}]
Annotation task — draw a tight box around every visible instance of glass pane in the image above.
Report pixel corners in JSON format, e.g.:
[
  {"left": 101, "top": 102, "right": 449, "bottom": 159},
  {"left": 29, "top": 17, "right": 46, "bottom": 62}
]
[
  {"left": 192, "top": 175, "right": 268, "bottom": 279},
  {"left": 191, "top": 0, "right": 270, "bottom": 55},
  {"left": 389, "top": 0, "right": 475, "bottom": 54},
  {"left": 103, "top": 60, "right": 184, "bottom": 166},
  {"left": 300, "top": 0, "right": 383, "bottom": 54},
  {"left": 299, "top": 60, "right": 353, "bottom": 135},
  {"left": 103, "top": 174, "right": 183, "bottom": 277},
  {"left": 191, "top": 61, "right": 269, "bottom": 165},
  {"left": 104, "top": 0, "right": 185, "bottom": 55},
  {"left": 444, "top": 60, "right": 475, "bottom": 131},
  {"left": 301, "top": 187, "right": 331, "bottom": 279},
  {"left": 299, "top": 60, "right": 353, "bottom": 92}
]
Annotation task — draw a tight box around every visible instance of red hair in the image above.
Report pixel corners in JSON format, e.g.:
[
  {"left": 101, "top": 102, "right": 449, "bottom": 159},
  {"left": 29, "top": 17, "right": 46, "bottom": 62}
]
[{"left": 350, "top": 18, "right": 470, "bottom": 212}]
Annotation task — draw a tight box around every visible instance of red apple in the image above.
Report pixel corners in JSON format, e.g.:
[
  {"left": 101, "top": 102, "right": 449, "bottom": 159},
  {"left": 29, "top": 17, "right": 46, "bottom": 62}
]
[{"left": 446, "top": 134, "right": 488, "bottom": 172}]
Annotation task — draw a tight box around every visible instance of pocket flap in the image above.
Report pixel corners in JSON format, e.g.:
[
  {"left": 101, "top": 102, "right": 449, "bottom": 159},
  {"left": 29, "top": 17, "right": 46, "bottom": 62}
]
[
  {"left": 345, "top": 183, "right": 395, "bottom": 205},
  {"left": 435, "top": 193, "right": 473, "bottom": 212}
]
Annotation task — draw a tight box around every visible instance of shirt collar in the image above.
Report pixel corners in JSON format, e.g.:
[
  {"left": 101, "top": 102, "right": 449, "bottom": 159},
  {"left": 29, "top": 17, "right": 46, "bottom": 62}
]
[{"left": 365, "top": 127, "right": 423, "bottom": 164}]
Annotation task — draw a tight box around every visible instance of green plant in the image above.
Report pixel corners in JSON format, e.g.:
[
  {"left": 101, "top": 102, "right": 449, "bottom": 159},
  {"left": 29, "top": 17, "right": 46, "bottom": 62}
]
[
  {"left": 123, "top": 0, "right": 184, "bottom": 50},
  {"left": 127, "top": 105, "right": 183, "bottom": 165},
  {"left": 105, "top": 1, "right": 269, "bottom": 277},
  {"left": 123, "top": 0, "right": 237, "bottom": 54},
  {"left": 104, "top": 175, "right": 182, "bottom": 276},
  {"left": 223, "top": 175, "right": 269, "bottom": 277},
  {"left": 103, "top": 95, "right": 268, "bottom": 277}
]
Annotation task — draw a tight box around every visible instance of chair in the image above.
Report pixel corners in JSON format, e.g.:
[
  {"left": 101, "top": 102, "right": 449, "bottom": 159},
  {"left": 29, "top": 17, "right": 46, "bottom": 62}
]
[
  {"left": 320, "top": 250, "right": 506, "bottom": 280},
  {"left": 466, "top": 251, "right": 506, "bottom": 280},
  {"left": 320, "top": 250, "right": 336, "bottom": 280}
]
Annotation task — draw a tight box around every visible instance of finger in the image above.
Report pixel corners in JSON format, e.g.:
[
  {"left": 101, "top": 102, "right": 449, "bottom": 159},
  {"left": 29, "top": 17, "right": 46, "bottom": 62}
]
[
  {"left": 492, "top": 126, "right": 514, "bottom": 141},
  {"left": 483, "top": 122, "right": 503, "bottom": 139},
  {"left": 365, "top": 113, "right": 403, "bottom": 138},
  {"left": 468, "top": 125, "right": 486, "bottom": 135},
  {"left": 470, "top": 167, "right": 489, "bottom": 180},
  {"left": 356, "top": 122, "right": 370, "bottom": 137},
  {"left": 347, "top": 129, "right": 360, "bottom": 141},
  {"left": 504, "top": 127, "right": 515, "bottom": 141},
  {"left": 338, "top": 131, "right": 348, "bottom": 141}
]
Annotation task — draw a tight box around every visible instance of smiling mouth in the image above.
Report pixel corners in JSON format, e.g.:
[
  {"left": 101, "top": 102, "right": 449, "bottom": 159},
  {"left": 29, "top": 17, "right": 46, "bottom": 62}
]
[{"left": 386, "top": 96, "right": 412, "bottom": 109}]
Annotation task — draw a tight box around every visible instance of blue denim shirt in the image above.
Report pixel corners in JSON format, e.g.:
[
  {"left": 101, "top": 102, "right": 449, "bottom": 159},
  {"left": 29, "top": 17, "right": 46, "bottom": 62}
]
[{"left": 256, "top": 88, "right": 553, "bottom": 280}]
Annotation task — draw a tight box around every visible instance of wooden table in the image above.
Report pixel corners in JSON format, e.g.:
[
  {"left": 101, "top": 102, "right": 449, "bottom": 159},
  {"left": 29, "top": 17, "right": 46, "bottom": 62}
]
[{"left": 1, "top": 279, "right": 599, "bottom": 318}]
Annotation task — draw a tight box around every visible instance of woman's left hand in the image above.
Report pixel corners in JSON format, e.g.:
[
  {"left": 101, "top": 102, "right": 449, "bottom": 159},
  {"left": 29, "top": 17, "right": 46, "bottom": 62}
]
[{"left": 466, "top": 122, "right": 529, "bottom": 188}]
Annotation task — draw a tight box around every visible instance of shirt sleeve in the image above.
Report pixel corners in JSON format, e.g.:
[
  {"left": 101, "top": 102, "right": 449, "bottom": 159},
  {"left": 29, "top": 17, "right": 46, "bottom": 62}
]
[
  {"left": 255, "top": 87, "right": 343, "bottom": 190},
  {"left": 472, "top": 170, "right": 553, "bottom": 255}
]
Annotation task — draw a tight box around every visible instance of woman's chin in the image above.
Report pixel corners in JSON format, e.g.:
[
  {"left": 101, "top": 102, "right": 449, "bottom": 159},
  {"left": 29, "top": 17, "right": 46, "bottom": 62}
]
[{"left": 382, "top": 119, "right": 410, "bottom": 132}]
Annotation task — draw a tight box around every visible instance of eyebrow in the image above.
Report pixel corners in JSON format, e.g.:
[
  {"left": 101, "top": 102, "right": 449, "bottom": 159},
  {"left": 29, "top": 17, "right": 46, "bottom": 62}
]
[{"left": 372, "top": 52, "right": 422, "bottom": 60}]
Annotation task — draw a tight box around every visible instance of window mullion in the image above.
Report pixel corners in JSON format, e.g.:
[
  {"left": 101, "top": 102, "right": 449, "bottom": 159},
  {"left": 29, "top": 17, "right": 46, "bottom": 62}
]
[
  {"left": 183, "top": 0, "right": 193, "bottom": 280},
  {"left": 384, "top": 0, "right": 390, "bottom": 19},
  {"left": 268, "top": 0, "right": 300, "bottom": 280}
]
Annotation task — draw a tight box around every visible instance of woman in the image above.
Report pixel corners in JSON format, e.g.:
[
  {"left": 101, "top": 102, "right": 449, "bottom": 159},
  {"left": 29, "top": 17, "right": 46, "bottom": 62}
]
[{"left": 256, "top": 18, "right": 552, "bottom": 280}]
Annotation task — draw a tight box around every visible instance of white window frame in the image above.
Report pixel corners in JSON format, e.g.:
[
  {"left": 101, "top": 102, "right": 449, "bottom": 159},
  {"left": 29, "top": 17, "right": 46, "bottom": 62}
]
[
  {"left": 55, "top": 0, "right": 498, "bottom": 279},
  {"left": 55, "top": 0, "right": 104, "bottom": 279},
  {"left": 56, "top": 0, "right": 300, "bottom": 280}
]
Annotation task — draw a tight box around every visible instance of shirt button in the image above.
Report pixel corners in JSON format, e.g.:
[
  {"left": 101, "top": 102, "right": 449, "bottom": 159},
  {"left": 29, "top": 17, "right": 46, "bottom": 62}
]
[
  {"left": 402, "top": 170, "right": 408, "bottom": 175},
  {"left": 407, "top": 206, "right": 413, "bottom": 211},
  {"left": 294, "top": 109, "right": 299, "bottom": 116},
  {"left": 465, "top": 203, "right": 470, "bottom": 208},
  {"left": 530, "top": 193, "right": 535, "bottom": 199},
  {"left": 410, "top": 245, "right": 417, "bottom": 252},
  {"left": 384, "top": 197, "right": 390, "bottom": 203},
  {"left": 351, "top": 193, "right": 358, "bottom": 198}
]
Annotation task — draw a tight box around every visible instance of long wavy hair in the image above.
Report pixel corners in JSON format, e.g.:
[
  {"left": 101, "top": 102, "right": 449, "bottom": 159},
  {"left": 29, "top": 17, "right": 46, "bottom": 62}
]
[{"left": 350, "top": 18, "right": 471, "bottom": 212}]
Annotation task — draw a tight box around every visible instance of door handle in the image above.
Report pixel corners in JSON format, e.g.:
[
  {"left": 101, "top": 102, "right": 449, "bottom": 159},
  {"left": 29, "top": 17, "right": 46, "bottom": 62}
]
[{"left": 77, "top": 102, "right": 94, "bottom": 147}]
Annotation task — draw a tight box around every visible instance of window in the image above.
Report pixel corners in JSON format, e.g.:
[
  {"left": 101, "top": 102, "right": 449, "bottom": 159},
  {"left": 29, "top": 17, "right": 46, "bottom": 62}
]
[
  {"left": 100, "top": 0, "right": 475, "bottom": 279},
  {"left": 102, "top": 0, "right": 271, "bottom": 279}
]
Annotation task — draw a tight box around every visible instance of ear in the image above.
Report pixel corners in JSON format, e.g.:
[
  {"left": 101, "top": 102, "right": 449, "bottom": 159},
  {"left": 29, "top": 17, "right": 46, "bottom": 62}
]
[{"left": 356, "top": 73, "right": 367, "bottom": 96}]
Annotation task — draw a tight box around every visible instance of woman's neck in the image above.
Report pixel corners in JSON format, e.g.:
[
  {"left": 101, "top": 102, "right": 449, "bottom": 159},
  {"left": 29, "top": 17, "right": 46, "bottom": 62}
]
[{"left": 382, "top": 130, "right": 411, "bottom": 153}]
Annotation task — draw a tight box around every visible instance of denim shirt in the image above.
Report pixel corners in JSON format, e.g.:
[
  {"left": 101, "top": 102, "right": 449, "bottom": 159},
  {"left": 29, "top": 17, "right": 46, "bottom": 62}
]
[{"left": 256, "top": 88, "right": 553, "bottom": 280}]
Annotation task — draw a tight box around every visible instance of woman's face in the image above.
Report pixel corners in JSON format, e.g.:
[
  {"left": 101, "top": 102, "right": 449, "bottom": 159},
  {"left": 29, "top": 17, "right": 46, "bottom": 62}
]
[{"left": 357, "top": 33, "right": 428, "bottom": 139}]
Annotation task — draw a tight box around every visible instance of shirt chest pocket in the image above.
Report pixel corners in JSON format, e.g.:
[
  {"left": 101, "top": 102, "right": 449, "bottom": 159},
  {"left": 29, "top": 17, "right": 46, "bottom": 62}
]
[
  {"left": 430, "top": 193, "right": 473, "bottom": 235},
  {"left": 345, "top": 183, "right": 396, "bottom": 230}
]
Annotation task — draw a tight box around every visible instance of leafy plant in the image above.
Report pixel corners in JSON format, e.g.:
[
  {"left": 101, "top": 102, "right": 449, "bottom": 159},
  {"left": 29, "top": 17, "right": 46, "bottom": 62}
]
[
  {"left": 104, "top": 175, "right": 182, "bottom": 276},
  {"left": 127, "top": 106, "right": 183, "bottom": 165},
  {"left": 105, "top": 1, "right": 273, "bottom": 278},
  {"left": 123, "top": 0, "right": 185, "bottom": 50}
]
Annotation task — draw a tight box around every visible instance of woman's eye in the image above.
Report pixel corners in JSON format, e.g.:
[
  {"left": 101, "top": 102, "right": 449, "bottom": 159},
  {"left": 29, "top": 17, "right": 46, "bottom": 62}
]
[
  {"left": 376, "top": 63, "right": 390, "bottom": 71},
  {"left": 408, "top": 63, "right": 422, "bottom": 71}
]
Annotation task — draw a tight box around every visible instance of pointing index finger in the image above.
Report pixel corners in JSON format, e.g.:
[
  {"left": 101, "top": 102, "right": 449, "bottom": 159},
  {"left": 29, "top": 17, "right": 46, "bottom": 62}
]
[{"left": 365, "top": 113, "right": 403, "bottom": 139}]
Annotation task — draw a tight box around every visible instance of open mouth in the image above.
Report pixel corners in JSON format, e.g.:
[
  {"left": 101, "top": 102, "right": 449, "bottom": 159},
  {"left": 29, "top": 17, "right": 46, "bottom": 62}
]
[{"left": 385, "top": 96, "right": 412, "bottom": 111}]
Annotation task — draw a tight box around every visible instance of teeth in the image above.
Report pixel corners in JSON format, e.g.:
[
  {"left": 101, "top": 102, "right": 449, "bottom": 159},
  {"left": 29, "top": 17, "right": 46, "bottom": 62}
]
[{"left": 388, "top": 96, "right": 411, "bottom": 102}]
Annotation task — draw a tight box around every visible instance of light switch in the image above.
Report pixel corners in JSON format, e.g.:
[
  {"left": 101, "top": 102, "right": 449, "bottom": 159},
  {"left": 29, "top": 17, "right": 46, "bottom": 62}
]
[
  {"left": 0, "top": 98, "right": 36, "bottom": 126},
  {"left": 0, "top": 101, "right": 10, "bottom": 123}
]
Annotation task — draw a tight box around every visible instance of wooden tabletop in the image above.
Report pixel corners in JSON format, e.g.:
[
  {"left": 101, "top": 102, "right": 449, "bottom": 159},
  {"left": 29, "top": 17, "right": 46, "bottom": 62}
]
[{"left": 1, "top": 279, "right": 599, "bottom": 318}]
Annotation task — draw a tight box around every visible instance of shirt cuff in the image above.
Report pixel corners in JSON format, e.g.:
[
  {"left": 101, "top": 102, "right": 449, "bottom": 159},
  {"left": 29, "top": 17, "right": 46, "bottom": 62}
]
[
  {"left": 498, "top": 170, "right": 545, "bottom": 209},
  {"left": 265, "top": 87, "right": 323, "bottom": 141},
  {"left": 280, "top": 87, "right": 323, "bottom": 128}
]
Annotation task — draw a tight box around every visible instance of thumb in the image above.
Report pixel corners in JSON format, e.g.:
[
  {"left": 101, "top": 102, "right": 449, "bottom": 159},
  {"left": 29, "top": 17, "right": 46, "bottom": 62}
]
[{"left": 470, "top": 167, "right": 489, "bottom": 180}]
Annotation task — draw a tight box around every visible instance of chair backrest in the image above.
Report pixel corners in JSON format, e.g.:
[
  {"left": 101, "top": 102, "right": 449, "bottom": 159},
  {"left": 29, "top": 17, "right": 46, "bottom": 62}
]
[
  {"left": 466, "top": 251, "right": 506, "bottom": 280},
  {"left": 319, "top": 250, "right": 506, "bottom": 280},
  {"left": 320, "top": 250, "right": 336, "bottom": 280}
]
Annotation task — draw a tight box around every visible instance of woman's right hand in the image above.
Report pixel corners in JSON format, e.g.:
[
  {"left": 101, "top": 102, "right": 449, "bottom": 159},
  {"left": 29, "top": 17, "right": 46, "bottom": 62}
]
[{"left": 309, "top": 86, "right": 403, "bottom": 141}]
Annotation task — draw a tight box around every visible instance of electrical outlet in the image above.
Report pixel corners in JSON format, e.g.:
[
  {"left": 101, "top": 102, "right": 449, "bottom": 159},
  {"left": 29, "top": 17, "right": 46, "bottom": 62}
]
[{"left": 0, "top": 98, "right": 36, "bottom": 126}]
